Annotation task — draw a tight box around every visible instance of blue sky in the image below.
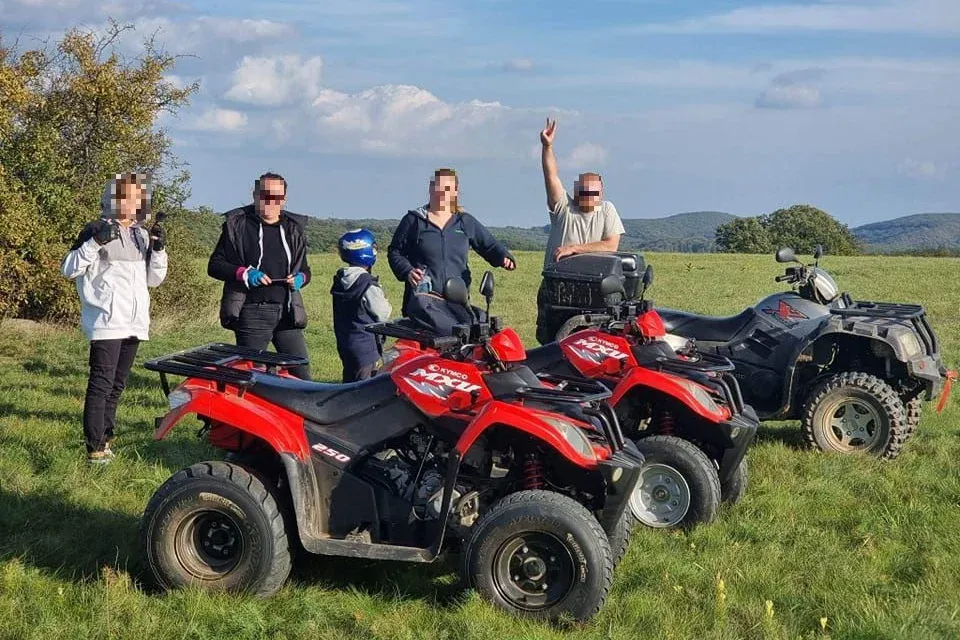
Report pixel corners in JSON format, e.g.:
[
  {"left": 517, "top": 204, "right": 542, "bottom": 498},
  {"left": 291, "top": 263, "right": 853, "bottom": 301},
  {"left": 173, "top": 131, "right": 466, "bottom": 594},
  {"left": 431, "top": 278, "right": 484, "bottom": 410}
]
[{"left": 2, "top": 0, "right": 959, "bottom": 227}]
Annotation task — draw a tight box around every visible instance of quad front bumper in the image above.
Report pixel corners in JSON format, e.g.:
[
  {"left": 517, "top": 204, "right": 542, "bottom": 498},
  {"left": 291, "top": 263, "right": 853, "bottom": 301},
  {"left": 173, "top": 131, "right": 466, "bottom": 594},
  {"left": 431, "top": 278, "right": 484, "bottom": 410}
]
[{"left": 596, "top": 441, "right": 645, "bottom": 535}]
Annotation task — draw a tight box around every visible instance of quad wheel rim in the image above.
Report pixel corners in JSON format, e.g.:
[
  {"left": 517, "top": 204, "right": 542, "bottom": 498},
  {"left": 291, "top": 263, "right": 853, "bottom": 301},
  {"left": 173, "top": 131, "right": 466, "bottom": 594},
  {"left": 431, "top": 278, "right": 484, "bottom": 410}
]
[
  {"left": 175, "top": 509, "right": 246, "bottom": 580},
  {"left": 820, "top": 397, "right": 884, "bottom": 452},
  {"left": 493, "top": 532, "right": 575, "bottom": 611},
  {"left": 629, "top": 463, "right": 691, "bottom": 528}
]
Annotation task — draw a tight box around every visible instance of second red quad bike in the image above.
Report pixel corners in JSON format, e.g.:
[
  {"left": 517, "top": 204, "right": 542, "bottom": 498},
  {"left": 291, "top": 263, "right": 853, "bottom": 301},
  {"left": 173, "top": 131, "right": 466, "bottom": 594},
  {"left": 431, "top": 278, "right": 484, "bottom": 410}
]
[
  {"left": 138, "top": 273, "right": 644, "bottom": 624},
  {"left": 382, "top": 270, "right": 759, "bottom": 531}
]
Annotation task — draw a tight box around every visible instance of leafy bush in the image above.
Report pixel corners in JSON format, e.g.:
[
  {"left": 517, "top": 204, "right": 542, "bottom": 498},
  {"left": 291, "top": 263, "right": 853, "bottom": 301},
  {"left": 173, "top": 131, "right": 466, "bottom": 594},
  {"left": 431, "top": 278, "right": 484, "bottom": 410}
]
[{"left": 0, "top": 23, "right": 197, "bottom": 323}]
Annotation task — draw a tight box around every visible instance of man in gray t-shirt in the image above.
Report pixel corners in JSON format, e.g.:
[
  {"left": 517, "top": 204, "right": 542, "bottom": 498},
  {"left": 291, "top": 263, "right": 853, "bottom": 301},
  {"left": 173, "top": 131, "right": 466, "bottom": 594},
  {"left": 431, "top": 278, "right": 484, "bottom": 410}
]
[{"left": 535, "top": 117, "right": 625, "bottom": 343}]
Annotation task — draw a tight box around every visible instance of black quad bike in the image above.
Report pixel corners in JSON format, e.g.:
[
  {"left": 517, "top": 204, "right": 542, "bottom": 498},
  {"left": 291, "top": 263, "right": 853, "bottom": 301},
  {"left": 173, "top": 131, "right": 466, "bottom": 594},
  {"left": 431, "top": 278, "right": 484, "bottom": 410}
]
[{"left": 656, "top": 246, "right": 954, "bottom": 459}]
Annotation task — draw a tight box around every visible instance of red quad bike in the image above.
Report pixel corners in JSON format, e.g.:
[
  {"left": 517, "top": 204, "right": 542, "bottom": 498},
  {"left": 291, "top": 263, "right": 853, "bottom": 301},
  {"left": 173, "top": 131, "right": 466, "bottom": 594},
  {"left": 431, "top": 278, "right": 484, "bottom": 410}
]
[
  {"left": 382, "top": 269, "right": 759, "bottom": 531},
  {"left": 138, "top": 278, "right": 644, "bottom": 624}
]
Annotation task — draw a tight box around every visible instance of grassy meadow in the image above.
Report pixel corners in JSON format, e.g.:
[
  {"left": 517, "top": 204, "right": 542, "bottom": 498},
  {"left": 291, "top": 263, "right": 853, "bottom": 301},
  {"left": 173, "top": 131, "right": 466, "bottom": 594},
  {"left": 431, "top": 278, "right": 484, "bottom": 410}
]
[{"left": 2, "top": 250, "right": 960, "bottom": 639}]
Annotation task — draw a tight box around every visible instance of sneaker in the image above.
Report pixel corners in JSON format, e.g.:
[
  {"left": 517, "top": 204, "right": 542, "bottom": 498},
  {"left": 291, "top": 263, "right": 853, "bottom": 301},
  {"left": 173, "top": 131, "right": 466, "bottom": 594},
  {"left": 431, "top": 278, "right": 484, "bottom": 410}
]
[{"left": 88, "top": 449, "right": 114, "bottom": 465}]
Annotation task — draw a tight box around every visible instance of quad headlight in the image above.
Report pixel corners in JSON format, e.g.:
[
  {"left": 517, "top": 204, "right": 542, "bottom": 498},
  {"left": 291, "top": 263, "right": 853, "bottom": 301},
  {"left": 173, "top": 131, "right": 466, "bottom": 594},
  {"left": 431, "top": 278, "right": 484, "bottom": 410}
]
[
  {"left": 540, "top": 415, "right": 597, "bottom": 460},
  {"left": 672, "top": 378, "right": 721, "bottom": 414},
  {"left": 896, "top": 333, "right": 923, "bottom": 360}
]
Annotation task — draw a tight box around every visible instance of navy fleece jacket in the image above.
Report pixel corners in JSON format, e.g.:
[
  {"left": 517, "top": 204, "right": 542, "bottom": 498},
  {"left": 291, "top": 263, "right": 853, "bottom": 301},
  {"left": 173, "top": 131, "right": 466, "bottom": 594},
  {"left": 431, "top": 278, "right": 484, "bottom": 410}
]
[{"left": 387, "top": 206, "right": 514, "bottom": 315}]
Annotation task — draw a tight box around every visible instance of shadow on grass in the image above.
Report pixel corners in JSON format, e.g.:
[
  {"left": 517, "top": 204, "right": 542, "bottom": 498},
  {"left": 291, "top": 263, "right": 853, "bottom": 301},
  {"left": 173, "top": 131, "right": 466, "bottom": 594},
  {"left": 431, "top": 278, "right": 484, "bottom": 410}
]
[
  {"left": 0, "top": 483, "right": 465, "bottom": 609},
  {"left": 753, "top": 420, "right": 807, "bottom": 450},
  {"left": 288, "top": 552, "right": 465, "bottom": 607},
  {"left": 0, "top": 487, "right": 140, "bottom": 582},
  {"left": 0, "top": 402, "right": 82, "bottom": 428}
]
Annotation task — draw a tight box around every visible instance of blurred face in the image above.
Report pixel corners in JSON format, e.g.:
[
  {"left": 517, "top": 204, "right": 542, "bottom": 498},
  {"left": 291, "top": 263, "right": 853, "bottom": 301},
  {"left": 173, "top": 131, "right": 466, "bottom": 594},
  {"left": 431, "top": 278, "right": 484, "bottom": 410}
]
[
  {"left": 116, "top": 182, "right": 143, "bottom": 223},
  {"left": 255, "top": 177, "right": 286, "bottom": 219},
  {"left": 429, "top": 174, "right": 458, "bottom": 211},
  {"left": 574, "top": 174, "right": 602, "bottom": 212}
]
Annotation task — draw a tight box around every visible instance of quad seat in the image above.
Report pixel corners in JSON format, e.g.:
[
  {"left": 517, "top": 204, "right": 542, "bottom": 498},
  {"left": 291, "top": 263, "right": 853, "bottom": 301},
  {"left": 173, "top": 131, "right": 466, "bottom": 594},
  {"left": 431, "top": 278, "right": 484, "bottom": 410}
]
[
  {"left": 656, "top": 307, "right": 755, "bottom": 343},
  {"left": 248, "top": 372, "right": 397, "bottom": 425}
]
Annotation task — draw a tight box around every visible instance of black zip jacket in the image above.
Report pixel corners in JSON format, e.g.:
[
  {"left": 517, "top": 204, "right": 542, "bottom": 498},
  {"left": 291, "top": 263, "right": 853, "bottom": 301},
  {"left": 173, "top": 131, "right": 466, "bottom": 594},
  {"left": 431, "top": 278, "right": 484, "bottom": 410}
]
[
  {"left": 387, "top": 206, "right": 514, "bottom": 316},
  {"left": 208, "top": 205, "right": 312, "bottom": 329}
]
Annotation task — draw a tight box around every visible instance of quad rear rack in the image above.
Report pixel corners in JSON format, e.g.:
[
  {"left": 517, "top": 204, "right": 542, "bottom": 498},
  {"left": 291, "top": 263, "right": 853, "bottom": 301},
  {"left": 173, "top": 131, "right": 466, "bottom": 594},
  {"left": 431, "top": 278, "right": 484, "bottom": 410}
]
[
  {"left": 831, "top": 296, "right": 939, "bottom": 357},
  {"left": 143, "top": 343, "right": 309, "bottom": 396}
]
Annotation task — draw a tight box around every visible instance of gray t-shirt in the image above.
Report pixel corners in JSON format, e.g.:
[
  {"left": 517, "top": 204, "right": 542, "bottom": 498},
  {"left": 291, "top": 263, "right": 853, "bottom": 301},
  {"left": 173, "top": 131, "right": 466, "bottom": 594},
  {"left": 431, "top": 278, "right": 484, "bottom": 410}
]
[{"left": 543, "top": 192, "right": 626, "bottom": 270}]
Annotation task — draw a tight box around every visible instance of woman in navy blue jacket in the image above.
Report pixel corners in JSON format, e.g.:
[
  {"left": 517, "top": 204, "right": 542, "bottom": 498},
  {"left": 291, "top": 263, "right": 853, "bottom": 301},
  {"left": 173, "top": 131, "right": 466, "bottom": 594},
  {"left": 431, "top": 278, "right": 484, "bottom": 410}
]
[{"left": 388, "top": 168, "right": 516, "bottom": 316}]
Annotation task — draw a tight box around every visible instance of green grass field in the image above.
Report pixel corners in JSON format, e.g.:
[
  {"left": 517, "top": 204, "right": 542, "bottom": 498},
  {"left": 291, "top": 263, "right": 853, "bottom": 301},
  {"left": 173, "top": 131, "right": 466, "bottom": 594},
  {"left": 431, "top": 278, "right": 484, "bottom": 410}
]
[{"left": 2, "top": 250, "right": 960, "bottom": 640}]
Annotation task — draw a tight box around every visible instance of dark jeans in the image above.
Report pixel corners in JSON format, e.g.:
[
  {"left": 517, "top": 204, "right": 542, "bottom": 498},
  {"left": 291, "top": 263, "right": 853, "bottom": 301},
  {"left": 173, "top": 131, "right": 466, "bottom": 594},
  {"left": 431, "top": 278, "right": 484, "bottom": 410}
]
[
  {"left": 234, "top": 302, "right": 311, "bottom": 379},
  {"left": 535, "top": 280, "right": 553, "bottom": 345},
  {"left": 342, "top": 362, "right": 377, "bottom": 383},
  {"left": 83, "top": 337, "right": 140, "bottom": 453}
]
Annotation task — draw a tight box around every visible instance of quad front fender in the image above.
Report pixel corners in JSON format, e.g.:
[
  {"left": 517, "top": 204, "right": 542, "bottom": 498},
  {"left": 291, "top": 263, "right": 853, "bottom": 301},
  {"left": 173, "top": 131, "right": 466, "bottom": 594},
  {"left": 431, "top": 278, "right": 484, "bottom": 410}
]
[
  {"left": 155, "top": 380, "right": 310, "bottom": 460},
  {"left": 610, "top": 367, "right": 729, "bottom": 423},
  {"left": 455, "top": 401, "right": 603, "bottom": 469}
]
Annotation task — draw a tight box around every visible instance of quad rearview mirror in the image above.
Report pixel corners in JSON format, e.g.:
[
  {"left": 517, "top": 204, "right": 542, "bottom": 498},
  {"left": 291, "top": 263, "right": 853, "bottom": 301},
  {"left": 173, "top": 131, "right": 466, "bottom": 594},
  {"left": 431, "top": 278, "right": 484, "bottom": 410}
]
[
  {"left": 775, "top": 247, "right": 797, "bottom": 264},
  {"left": 813, "top": 244, "right": 823, "bottom": 260},
  {"left": 479, "top": 271, "right": 495, "bottom": 301},
  {"left": 642, "top": 264, "right": 654, "bottom": 288},
  {"left": 443, "top": 277, "right": 469, "bottom": 306}
]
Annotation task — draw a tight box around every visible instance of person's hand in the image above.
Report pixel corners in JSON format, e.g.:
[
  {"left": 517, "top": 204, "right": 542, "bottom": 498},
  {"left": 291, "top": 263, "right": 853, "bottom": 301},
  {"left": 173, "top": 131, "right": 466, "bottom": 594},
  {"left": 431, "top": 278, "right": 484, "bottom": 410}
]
[
  {"left": 554, "top": 245, "right": 577, "bottom": 261},
  {"left": 540, "top": 118, "right": 557, "bottom": 147},
  {"left": 247, "top": 269, "right": 271, "bottom": 287},
  {"left": 93, "top": 220, "right": 119, "bottom": 246},
  {"left": 149, "top": 223, "right": 165, "bottom": 252},
  {"left": 503, "top": 256, "right": 516, "bottom": 270},
  {"left": 286, "top": 272, "right": 305, "bottom": 291},
  {"left": 407, "top": 268, "right": 424, "bottom": 287}
]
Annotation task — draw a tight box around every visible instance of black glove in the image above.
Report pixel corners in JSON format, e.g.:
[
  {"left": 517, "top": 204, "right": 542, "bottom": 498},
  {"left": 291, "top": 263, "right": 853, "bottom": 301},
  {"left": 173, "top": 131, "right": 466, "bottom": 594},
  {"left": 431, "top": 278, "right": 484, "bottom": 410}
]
[
  {"left": 93, "top": 220, "right": 119, "bottom": 246},
  {"left": 149, "top": 223, "right": 165, "bottom": 252}
]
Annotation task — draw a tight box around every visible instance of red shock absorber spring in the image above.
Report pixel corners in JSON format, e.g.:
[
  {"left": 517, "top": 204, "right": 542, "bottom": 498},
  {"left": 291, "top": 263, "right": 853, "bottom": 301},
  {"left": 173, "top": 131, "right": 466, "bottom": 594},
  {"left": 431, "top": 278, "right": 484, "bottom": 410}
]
[
  {"left": 522, "top": 454, "right": 545, "bottom": 490},
  {"left": 657, "top": 409, "right": 676, "bottom": 436}
]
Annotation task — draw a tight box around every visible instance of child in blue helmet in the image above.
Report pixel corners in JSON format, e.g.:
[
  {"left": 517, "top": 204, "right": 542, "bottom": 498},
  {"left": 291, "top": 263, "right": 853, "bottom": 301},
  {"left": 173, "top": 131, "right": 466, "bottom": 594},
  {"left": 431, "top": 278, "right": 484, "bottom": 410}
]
[{"left": 331, "top": 229, "right": 393, "bottom": 382}]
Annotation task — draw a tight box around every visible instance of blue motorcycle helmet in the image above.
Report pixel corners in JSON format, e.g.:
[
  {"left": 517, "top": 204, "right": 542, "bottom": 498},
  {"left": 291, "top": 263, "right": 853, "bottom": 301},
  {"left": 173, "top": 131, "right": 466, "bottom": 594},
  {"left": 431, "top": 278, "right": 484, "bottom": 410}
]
[{"left": 338, "top": 228, "right": 377, "bottom": 268}]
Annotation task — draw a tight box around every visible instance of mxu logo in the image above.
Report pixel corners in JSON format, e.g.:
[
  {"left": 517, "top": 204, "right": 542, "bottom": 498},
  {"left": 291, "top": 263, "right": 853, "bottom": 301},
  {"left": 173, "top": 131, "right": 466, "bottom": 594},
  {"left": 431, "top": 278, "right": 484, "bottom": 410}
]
[
  {"left": 573, "top": 337, "right": 629, "bottom": 360},
  {"left": 409, "top": 367, "right": 482, "bottom": 393}
]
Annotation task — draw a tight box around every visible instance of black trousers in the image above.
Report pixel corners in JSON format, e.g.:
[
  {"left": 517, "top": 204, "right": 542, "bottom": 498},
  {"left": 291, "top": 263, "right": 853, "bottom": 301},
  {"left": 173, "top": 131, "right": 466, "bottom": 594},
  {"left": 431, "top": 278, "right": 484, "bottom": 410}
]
[
  {"left": 233, "top": 302, "right": 311, "bottom": 379},
  {"left": 83, "top": 337, "right": 140, "bottom": 453}
]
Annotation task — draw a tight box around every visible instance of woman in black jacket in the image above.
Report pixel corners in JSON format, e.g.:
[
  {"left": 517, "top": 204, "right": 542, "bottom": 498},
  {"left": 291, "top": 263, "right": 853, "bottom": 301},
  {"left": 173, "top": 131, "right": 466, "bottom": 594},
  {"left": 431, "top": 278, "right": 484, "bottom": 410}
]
[
  {"left": 207, "top": 172, "right": 312, "bottom": 379},
  {"left": 388, "top": 168, "right": 516, "bottom": 316}
]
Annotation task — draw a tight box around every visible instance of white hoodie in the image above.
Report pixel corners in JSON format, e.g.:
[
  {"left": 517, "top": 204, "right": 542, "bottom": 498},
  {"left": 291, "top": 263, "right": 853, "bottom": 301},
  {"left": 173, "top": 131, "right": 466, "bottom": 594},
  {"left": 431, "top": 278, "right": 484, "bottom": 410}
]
[{"left": 60, "top": 178, "right": 168, "bottom": 341}]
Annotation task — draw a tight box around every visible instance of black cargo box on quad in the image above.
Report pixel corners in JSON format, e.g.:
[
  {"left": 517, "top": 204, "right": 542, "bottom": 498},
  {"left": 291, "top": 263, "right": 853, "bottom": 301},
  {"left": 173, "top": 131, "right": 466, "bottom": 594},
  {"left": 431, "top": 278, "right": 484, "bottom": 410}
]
[{"left": 537, "top": 252, "right": 645, "bottom": 343}]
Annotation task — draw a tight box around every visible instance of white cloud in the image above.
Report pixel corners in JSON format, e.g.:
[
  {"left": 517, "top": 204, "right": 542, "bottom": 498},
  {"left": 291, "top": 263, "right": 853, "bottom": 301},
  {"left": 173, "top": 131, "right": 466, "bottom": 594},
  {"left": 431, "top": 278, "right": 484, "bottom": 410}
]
[
  {"left": 307, "top": 84, "right": 518, "bottom": 156},
  {"left": 632, "top": 0, "right": 960, "bottom": 35},
  {"left": 183, "top": 108, "right": 248, "bottom": 132},
  {"left": 502, "top": 58, "right": 535, "bottom": 72},
  {"left": 564, "top": 143, "right": 608, "bottom": 169},
  {"left": 756, "top": 84, "right": 823, "bottom": 109},
  {"left": 898, "top": 158, "right": 946, "bottom": 180},
  {"left": 225, "top": 55, "right": 324, "bottom": 107}
]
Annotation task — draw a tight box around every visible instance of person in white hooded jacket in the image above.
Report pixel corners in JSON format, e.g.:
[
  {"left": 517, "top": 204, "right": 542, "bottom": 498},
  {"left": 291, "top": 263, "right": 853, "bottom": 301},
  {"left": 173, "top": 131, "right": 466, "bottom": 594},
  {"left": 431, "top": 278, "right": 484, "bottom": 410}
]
[{"left": 61, "top": 172, "right": 168, "bottom": 464}]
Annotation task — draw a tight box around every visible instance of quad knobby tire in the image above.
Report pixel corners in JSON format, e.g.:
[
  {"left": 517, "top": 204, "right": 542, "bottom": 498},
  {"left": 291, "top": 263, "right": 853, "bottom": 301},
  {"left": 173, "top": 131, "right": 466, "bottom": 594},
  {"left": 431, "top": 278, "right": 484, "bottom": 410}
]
[
  {"left": 606, "top": 507, "right": 636, "bottom": 568},
  {"left": 139, "top": 461, "right": 292, "bottom": 597},
  {"left": 463, "top": 490, "right": 614, "bottom": 623},
  {"left": 903, "top": 395, "right": 922, "bottom": 440},
  {"left": 801, "top": 372, "right": 908, "bottom": 460},
  {"left": 720, "top": 456, "right": 748, "bottom": 506},
  {"left": 629, "top": 435, "right": 721, "bottom": 529}
]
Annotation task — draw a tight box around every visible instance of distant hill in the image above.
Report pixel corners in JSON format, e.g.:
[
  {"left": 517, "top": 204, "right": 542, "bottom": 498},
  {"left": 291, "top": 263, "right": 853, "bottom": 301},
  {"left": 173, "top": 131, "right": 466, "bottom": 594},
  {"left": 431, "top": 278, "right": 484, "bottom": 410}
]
[
  {"left": 853, "top": 213, "right": 960, "bottom": 253},
  {"left": 176, "top": 207, "right": 960, "bottom": 256}
]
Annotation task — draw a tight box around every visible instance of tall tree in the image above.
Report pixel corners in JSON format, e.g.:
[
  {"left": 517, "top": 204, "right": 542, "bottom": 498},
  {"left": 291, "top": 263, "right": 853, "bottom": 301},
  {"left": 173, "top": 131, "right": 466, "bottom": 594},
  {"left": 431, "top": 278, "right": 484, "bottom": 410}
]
[
  {"left": 0, "top": 23, "right": 198, "bottom": 320},
  {"left": 761, "top": 204, "right": 862, "bottom": 256},
  {"left": 715, "top": 217, "right": 772, "bottom": 254}
]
